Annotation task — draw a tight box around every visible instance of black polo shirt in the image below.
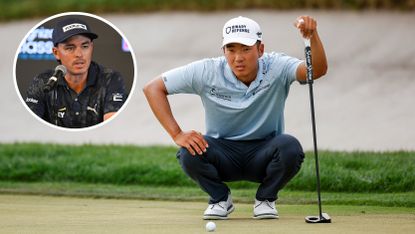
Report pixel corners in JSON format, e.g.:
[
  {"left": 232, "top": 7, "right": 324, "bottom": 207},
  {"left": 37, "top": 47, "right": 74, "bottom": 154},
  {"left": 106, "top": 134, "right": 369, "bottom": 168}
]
[{"left": 25, "top": 61, "right": 127, "bottom": 128}]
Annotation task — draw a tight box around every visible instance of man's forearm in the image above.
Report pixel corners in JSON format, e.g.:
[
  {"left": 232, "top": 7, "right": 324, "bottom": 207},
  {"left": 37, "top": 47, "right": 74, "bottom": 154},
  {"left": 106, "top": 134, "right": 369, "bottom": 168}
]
[
  {"left": 143, "top": 78, "right": 182, "bottom": 140},
  {"left": 310, "top": 31, "right": 328, "bottom": 78}
]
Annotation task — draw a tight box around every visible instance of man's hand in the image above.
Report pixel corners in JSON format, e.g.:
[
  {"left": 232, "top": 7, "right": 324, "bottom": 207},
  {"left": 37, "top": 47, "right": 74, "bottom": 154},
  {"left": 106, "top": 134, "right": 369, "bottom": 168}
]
[
  {"left": 174, "top": 130, "right": 209, "bottom": 156},
  {"left": 294, "top": 16, "right": 328, "bottom": 81},
  {"left": 294, "top": 16, "right": 317, "bottom": 39}
]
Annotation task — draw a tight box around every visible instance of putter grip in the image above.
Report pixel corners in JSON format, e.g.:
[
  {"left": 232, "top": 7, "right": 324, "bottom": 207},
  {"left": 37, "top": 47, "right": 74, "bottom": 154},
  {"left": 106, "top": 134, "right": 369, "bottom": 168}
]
[{"left": 305, "top": 45, "right": 313, "bottom": 83}]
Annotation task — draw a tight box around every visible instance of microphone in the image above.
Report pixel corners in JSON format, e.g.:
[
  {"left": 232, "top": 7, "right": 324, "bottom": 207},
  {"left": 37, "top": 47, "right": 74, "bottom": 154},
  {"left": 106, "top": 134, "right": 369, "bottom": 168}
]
[{"left": 43, "top": 65, "right": 67, "bottom": 93}]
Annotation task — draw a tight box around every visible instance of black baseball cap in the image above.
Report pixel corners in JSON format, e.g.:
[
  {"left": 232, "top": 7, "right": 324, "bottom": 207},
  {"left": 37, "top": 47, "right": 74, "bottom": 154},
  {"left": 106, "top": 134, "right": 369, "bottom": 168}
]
[{"left": 52, "top": 17, "right": 98, "bottom": 46}]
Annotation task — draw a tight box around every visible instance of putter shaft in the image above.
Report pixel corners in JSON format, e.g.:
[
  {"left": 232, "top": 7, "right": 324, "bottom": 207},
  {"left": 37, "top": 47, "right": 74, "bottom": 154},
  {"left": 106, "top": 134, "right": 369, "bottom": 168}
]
[{"left": 304, "top": 41, "right": 324, "bottom": 220}]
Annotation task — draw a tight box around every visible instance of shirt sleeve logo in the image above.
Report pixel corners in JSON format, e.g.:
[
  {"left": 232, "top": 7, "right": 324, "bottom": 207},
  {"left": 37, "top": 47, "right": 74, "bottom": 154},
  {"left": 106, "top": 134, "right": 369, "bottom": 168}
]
[{"left": 112, "top": 93, "right": 123, "bottom": 102}]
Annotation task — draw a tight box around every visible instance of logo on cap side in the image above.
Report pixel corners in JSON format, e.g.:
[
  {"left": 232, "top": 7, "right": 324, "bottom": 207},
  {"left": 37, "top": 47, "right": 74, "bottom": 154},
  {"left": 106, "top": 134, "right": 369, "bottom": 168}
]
[
  {"left": 256, "top": 32, "right": 262, "bottom": 38},
  {"left": 62, "top": 23, "right": 87, "bottom": 32}
]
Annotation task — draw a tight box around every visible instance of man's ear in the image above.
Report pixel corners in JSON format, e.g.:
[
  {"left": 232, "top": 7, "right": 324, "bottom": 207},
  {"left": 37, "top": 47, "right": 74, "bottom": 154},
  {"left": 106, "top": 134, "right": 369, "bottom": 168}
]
[
  {"left": 52, "top": 47, "right": 60, "bottom": 60},
  {"left": 258, "top": 43, "right": 264, "bottom": 57}
]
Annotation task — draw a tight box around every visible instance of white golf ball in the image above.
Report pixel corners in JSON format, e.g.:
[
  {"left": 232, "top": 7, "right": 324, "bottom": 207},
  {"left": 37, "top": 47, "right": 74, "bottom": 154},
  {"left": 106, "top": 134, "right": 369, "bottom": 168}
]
[{"left": 205, "top": 221, "right": 216, "bottom": 232}]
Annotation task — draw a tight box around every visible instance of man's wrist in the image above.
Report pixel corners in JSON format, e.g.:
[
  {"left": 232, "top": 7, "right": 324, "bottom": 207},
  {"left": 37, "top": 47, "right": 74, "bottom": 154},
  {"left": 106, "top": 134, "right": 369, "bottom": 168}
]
[{"left": 170, "top": 129, "right": 183, "bottom": 141}]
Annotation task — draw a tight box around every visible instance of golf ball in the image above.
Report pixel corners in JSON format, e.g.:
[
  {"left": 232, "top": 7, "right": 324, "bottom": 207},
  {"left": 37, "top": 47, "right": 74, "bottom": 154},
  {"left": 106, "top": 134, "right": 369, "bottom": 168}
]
[{"left": 205, "top": 221, "right": 216, "bottom": 232}]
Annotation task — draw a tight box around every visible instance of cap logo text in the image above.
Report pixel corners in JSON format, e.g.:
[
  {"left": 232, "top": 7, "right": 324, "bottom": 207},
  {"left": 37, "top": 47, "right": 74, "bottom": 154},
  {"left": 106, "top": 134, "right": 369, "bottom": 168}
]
[
  {"left": 226, "top": 25, "right": 249, "bottom": 34},
  {"left": 62, "top": 23, "right": 87, "bottom": 32}
]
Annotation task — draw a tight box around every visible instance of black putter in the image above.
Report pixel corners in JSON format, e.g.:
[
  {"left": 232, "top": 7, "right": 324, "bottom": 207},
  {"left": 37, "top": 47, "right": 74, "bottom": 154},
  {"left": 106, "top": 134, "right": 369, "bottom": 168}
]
[{"left": 298, "top": 19, "right": 331, "bottom": 224}]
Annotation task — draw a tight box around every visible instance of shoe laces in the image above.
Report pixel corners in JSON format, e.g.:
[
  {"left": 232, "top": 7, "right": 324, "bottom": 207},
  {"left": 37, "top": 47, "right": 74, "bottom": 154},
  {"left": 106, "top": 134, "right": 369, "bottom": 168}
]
[
  {"left": 210, "top": 202, "right": 225, "bottom": 210},
  {"left": 255, "top": 200, "right": 275, "bottom": 209},
  {"left": 209, "top": 194, "right": 232, "bottom": 210}
]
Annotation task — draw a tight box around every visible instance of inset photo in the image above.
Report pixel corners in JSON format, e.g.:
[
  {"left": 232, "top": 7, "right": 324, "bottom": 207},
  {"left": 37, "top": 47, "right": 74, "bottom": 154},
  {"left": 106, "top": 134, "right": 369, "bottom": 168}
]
[{"left": 14, "top": 12, "right": 136, "bottom": 130}]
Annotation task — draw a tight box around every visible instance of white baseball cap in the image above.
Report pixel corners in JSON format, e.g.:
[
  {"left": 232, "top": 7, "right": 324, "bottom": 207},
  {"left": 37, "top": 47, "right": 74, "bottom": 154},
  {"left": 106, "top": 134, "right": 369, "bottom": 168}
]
[{"left": 222, "top": 16, "right": 262, "bottom": 47}]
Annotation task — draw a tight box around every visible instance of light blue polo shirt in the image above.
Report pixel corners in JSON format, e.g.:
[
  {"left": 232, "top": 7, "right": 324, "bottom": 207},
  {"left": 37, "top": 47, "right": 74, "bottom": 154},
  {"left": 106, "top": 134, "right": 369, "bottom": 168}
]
[{"left": 162, "top": 52, "right": 301, "bottom": 140}]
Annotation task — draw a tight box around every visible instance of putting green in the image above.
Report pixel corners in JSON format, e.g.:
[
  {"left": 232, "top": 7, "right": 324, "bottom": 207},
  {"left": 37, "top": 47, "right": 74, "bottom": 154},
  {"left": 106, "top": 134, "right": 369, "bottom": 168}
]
[{"left": 0, "top": 194, "right": 413, "bottom": 233}]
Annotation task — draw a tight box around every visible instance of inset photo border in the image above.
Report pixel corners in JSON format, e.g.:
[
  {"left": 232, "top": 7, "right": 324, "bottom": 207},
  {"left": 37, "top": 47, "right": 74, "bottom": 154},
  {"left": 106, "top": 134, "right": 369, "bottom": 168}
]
[{"left": 14, "top": 12, "right": 137, "bottom": 131}]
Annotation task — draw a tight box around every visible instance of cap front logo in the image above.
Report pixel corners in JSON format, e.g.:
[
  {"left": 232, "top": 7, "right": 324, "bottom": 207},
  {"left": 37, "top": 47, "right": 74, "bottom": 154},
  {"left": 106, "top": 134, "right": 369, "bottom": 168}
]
[
  {"left": 226, "top": 25, "right": 250, "bottom": 34},
  {"left": 222, "top": 17, "right": 262, "bottom": 46},
  {"left": 62, "top": 23, "right": 87, "bottom": 32}
]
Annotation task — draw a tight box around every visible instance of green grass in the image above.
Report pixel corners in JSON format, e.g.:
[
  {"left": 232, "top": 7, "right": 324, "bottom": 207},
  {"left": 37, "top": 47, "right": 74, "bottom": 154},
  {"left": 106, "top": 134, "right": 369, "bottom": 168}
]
[
  {"left": 0, "top": 0, "right": 414, "bottom": 21},
  {"left": 0, "top": 143, "right": 414, "bottom": 193},
  {"left": 291, "top": 151, "right": 415, "bottom": 192},
  {"left": 0, "top": 143, "right": 414, "bottom": 208}
]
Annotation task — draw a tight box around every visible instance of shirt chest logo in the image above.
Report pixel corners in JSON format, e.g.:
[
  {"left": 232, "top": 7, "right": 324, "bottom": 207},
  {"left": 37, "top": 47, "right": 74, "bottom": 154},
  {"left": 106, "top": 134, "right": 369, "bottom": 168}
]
[
  {"left": 57, "top": 107, "right": 66, "bottom": 118},
  {"left": 209, "top": 88, "right": 232, "bottom": 101},
  {"left": 87, "top": 103, "right": 98, "bottom": 116}
]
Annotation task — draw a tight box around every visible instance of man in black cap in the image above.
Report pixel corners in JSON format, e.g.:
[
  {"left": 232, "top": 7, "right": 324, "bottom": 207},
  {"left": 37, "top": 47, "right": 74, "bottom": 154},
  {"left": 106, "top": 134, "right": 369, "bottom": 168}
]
[{"left": 25, "top": 17, "right": 127, "bottom": 128}]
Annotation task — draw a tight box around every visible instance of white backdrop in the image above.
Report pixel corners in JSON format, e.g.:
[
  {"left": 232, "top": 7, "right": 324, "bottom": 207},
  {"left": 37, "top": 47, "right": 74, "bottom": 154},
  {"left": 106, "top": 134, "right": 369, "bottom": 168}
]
[{"left": 1, "top": 11, "right": 414, "bottom": 151}]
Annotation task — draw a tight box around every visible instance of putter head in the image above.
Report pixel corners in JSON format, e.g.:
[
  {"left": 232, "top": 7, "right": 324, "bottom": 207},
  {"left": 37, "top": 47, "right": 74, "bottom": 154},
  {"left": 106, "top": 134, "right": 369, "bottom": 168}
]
[{"left": 305, "top": 213, "right": 331, "bottom": 223}]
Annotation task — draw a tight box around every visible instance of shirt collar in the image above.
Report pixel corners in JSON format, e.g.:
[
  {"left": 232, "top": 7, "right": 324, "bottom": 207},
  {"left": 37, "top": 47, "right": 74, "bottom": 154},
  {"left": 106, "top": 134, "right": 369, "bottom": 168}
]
[
  {"left": 56, "top": 61, "right": 98, "bottom": 88},
  {"left": 223, "top": 57, "right": 264, "bottom": 90},
  {"left": 86, "top": 61, "right": 98, "bottom": 87}
]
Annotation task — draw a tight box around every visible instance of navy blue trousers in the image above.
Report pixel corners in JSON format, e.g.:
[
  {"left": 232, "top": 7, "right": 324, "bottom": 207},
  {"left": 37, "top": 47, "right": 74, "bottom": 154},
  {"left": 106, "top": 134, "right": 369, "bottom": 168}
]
[{"left": 177, "top": 134, "right": 304, "bottom": 204}]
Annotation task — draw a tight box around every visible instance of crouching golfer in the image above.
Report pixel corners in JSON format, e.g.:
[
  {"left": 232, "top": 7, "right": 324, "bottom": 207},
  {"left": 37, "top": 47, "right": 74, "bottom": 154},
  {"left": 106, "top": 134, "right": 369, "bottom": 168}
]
[{"left": 144, "top": 15, "right": 327, "bottom": 220}]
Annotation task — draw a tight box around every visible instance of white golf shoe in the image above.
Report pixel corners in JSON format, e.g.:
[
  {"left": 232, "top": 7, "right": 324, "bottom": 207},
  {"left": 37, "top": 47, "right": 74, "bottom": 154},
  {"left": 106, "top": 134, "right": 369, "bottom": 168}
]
[
  {"left": 203, "top": 194, "right": 235, "bottom": 220},
  {"left": 253, "top": 199, "right": 279, "bottom": 219}
]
